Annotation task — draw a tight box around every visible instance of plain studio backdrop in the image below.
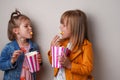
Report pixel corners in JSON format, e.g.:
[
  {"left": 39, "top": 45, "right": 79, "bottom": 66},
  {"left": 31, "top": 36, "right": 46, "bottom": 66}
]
[{"left": 0, "top": 0, "right": 120, "bottom": 80}]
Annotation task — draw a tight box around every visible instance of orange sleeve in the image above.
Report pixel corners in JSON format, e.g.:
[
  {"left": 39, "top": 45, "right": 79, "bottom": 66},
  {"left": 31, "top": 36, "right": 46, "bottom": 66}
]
[
  {"left": 48, "top": 50, "right": 52, "bottom": 64},
  {"left": 71, "top": 44, "right": 93, "bottom": 75}
]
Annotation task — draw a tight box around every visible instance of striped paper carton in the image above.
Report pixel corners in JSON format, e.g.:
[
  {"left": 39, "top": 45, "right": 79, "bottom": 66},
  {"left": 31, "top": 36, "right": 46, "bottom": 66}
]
[
  {"left": 25, "top": 51, "right": 40, "bottom": 73},
  {"left": 51, "top": 46, "right": 70, "bottom": 68}
]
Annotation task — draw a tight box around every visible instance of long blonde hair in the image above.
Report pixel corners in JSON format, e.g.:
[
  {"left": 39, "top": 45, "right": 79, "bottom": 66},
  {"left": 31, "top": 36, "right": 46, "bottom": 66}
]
[{"left": 60, "top": 9, "right": 88, "bottom": 50}]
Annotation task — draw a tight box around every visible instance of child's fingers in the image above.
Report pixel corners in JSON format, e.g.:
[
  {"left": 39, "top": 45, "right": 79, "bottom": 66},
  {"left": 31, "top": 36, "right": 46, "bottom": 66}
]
[
  {"left": 58, "top": 54, "right": 66, "bottom": 65},
  {"left": 54, "top": 41, "right": 60, "bottom": 46},
  {"left": 37, "top": 54, "right": 42, "bottom": 63},
  {"left": 37, "top": 53, "right": 41, "bottom": 57},
  {"left": 11, "top": 50, "right": 22, "bottom": 63},
  {"left": 58, "top": 51, "right": 66, "bottom": 62},
  {"left": 51, "top": 35, "right": 60, "bottom": 46},
  {"left": 37, "top": 54, "right": 42, "bottom": 59},
  {"left": 20, "top": 47, "right": 26, "bottom": 53},
  {"left": 53, "top": 35, "right": 60, "bottom": 42},
  {"left": 61, "top": 51, "right": 66, "bottom": 59},
  {"left": 12, "top": 50, "right": 22, "bottom": 57},
  {"left": 37, "top": 58, "right": 42, "bottom": 64}
]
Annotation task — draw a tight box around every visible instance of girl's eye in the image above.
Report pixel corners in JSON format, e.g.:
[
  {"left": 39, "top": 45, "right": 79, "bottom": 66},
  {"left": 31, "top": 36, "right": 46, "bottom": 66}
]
[
  {"left": 24, "top": 25, "right": 28, "bottom": 28},
  {"left": 63, "top": 24, "right": 66, "bottom": 27},
  {"left": 30, "top": 25, "right": 32, "bottom": 28}
]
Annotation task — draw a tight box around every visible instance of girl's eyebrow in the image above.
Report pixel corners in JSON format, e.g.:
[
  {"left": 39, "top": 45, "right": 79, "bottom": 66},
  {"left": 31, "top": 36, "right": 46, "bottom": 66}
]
[{"left": 25, "top": 23, "right": 31, "bottom": 25}]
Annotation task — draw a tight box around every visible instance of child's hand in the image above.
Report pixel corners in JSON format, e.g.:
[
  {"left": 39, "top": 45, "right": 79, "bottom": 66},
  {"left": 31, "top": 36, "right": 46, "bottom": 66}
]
[
  {"left": 11, "top": 50, "right": 22, "bottom": 64},
  {"left": 37, "top": 53, "right": 42, "bottom": 64},
  {"left": 50, "top": 35, "right": 60, "bottom": 48},
  {"left": 58, "top": 51, "right": 71, "bottom": 69}
]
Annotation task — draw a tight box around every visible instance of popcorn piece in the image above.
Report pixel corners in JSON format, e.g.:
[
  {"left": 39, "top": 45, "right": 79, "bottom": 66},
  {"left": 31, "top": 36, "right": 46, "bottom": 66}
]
[
  {"left": 60, "top": 32, "right": 64, "bottom": 35},
  {"left": 30, "top": 32, "right": 33, "bottom": 35}
]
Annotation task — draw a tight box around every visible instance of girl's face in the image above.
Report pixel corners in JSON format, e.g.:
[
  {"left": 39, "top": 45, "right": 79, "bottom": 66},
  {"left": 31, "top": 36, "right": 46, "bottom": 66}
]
[
  {"left": 17, "top": 19, "right": 33, "bottom": 39},
  {"left": 59, "top": 20, "right": 71, "bottom": 39}
]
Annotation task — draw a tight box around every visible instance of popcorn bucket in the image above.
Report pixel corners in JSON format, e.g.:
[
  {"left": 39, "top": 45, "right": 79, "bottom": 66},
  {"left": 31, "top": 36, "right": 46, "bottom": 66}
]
[
  {"left": 51, "top": 46, "right": 70, "bottom": 68},
  {"left": 25, "top": 51, "right": 40, "bottom": 73}
]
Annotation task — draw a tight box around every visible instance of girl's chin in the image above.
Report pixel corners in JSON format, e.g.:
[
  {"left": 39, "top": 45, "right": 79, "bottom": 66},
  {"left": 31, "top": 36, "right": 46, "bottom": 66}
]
[
  {"left": 27, "top": 36, "right": 32, "bottom": 39},
  {"left": 62, "top": 37, "right": 69, "bottom": 40}
]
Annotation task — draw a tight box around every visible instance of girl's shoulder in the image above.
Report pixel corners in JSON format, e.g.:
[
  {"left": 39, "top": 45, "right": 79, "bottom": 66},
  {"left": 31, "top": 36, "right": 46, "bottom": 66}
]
[
  {"left": 1, "top": 40, "right": 18, "bottom": 54},
  {"left": 83, "top": 39, "right": 92, "bottom": 46},
  {"left": 5, "top": 40, "right": 17, "bottom": 48}
]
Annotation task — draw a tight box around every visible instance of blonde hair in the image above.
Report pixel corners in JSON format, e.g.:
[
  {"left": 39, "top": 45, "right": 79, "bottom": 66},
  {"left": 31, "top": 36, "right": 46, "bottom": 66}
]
[
  {"left": 60, "top": 9, "right": 88, "bottom": 50},
  {"left": 8, "top": 10, "right": 30, "bottom": 41}
]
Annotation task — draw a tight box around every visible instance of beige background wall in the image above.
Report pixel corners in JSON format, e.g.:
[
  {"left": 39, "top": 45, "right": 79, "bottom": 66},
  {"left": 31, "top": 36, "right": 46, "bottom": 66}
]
[{"left": 0, "top": 0, "right": 120, "bottom": 80}]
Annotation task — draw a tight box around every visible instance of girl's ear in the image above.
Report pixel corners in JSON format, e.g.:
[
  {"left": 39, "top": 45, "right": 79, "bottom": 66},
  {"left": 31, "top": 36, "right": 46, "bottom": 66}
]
[{"left": 13, "top": 28, "right": 19, "bottom": 34}]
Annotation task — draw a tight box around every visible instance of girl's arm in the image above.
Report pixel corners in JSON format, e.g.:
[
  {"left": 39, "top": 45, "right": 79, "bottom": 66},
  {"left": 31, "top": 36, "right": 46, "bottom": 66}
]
[
  {"left": 71, "top": 44, "right": 93, "bottom": 75},
  {"left": 0, "top": 45, "right": 17, "bottom": 71}
]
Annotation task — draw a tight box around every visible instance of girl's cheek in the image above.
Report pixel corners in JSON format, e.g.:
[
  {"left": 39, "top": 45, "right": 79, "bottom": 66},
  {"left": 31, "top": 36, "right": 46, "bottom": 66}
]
[{"left": 59, "top": 26, "right": 63, "bottom": 30}]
